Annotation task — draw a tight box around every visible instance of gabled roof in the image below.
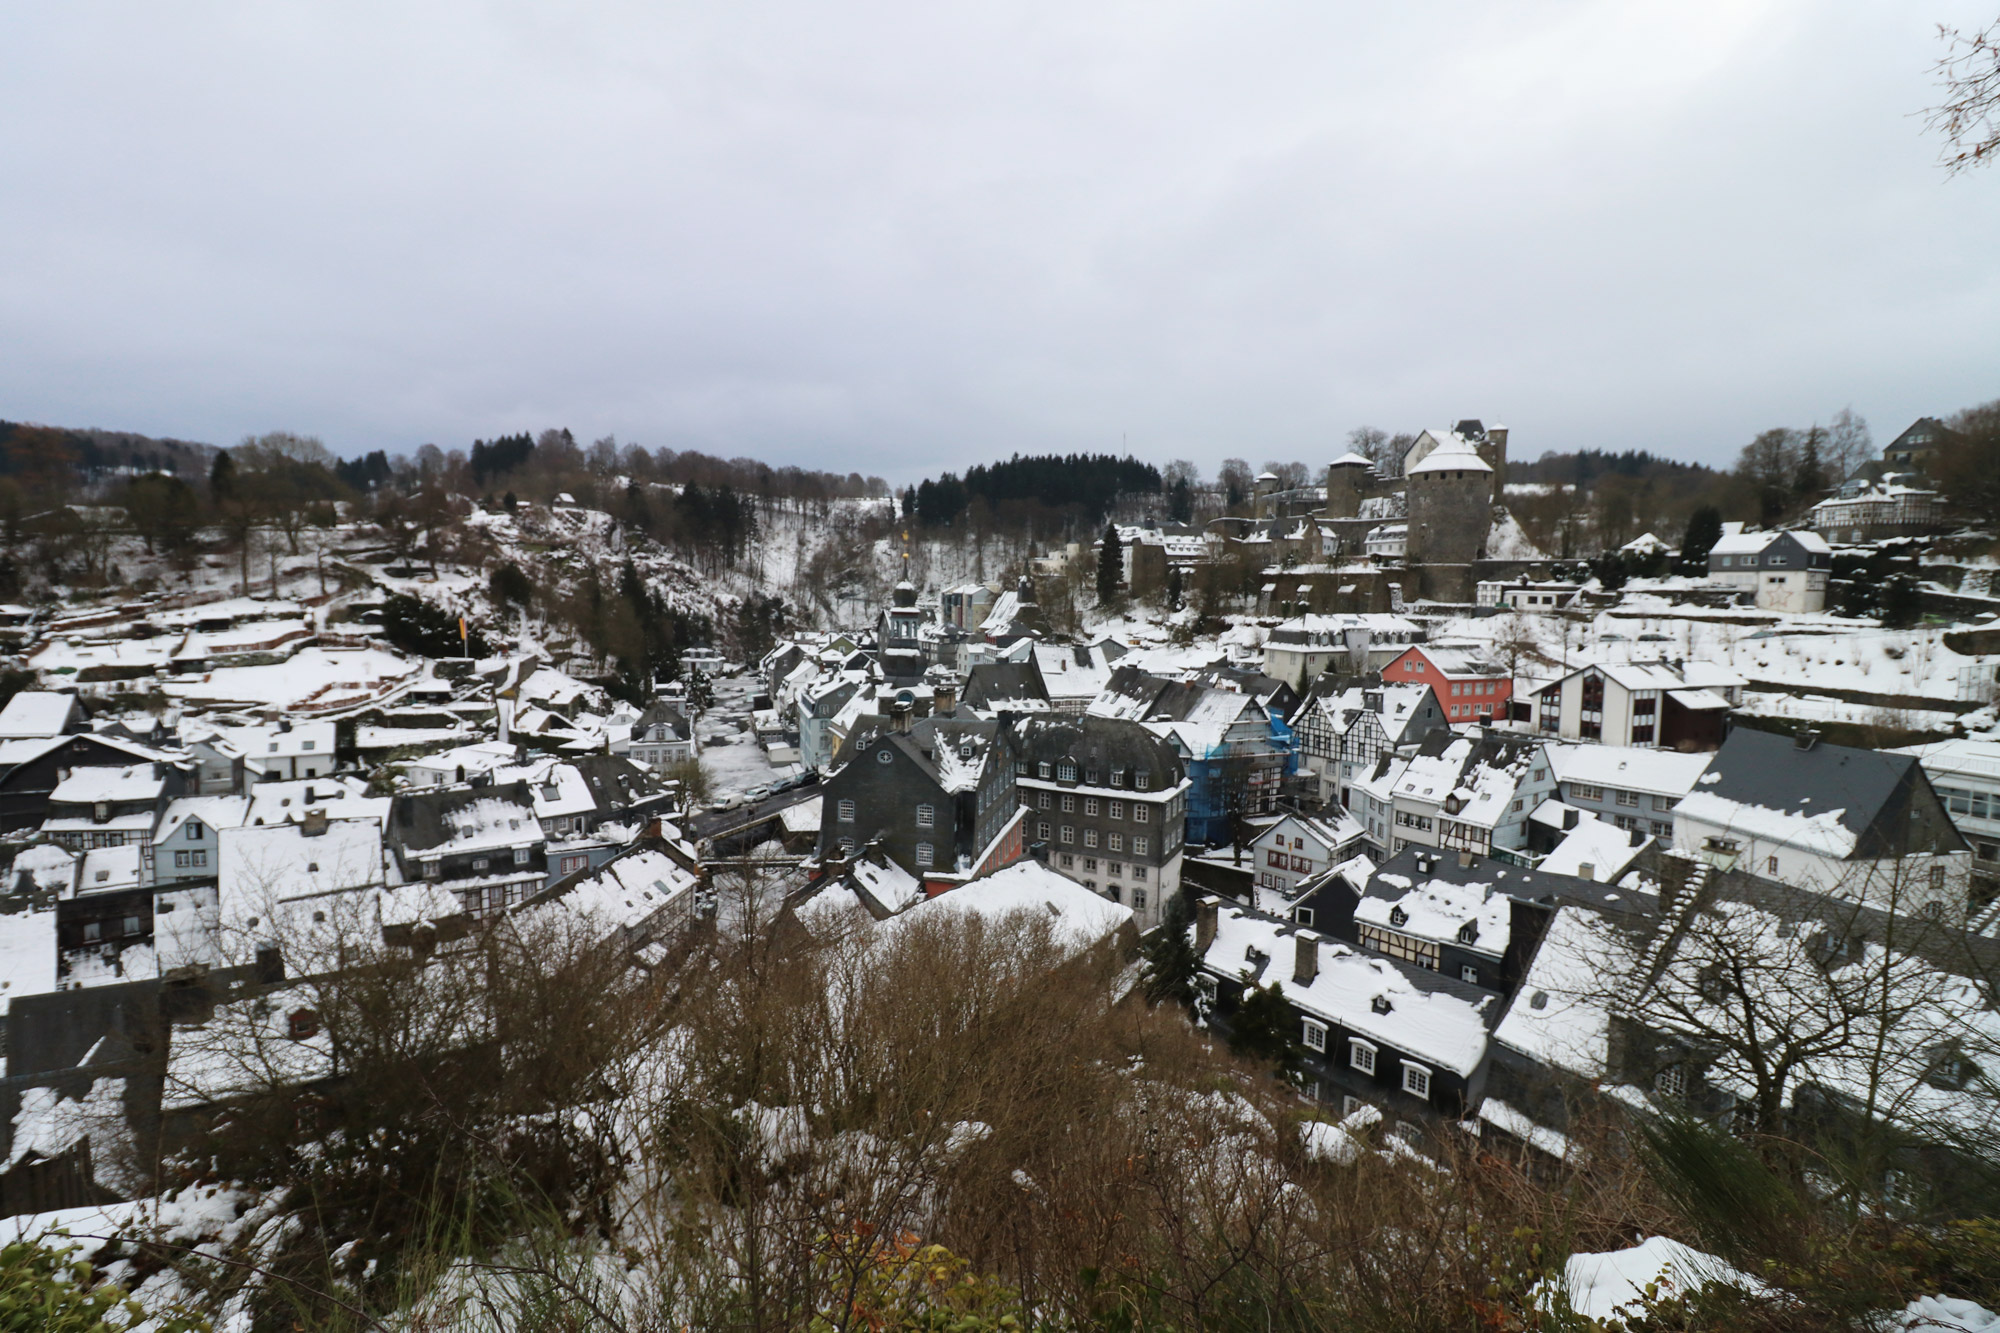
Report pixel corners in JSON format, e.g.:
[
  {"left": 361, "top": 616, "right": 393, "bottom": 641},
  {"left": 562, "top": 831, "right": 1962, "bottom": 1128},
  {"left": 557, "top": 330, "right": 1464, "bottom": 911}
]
[
  {"left": 963, "top": 659, "right": 1050, "bottom": 710},
  {"left": 1679, "top": 727, "right": 1965, "bottom": 860},
  {"left": 390, "top": 782, "right": 544, "bottom": 855}
]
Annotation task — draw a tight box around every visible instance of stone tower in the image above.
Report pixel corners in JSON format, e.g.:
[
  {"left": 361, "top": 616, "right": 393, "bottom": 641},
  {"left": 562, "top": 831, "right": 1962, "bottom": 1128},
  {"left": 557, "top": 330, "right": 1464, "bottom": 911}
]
[
  {"left": 1323, "top": 452, "right": 1373, "bottom": 521},
  {"left": 1405, "top": 440, "right": 1494, "bottom": 600}
]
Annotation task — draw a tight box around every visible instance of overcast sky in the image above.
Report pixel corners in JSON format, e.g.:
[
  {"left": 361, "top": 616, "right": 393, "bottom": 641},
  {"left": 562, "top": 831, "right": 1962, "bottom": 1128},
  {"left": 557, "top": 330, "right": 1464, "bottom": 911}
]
[{"left": 3, "top": 2, "right": 1996, "bottom": 482}]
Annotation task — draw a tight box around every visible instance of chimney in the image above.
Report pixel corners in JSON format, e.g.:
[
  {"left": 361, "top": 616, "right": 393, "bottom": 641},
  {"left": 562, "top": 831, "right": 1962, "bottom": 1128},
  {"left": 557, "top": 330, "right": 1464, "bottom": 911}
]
[
  {"left": 933, "top": 674, "right": 960, "bottom": 715},
  {"left": 1195, "top": 896, "right": 1220, "bottom": 956},
  {"left": 1293, "top": 930, "right": 1321, "bottom": 985},
  {"left": 1458, "top": 849, "right": 1474, "bottom": 869},
  {"left": 1577, "top": 862, "right": 1595, "bottom": 881},
  {"left": 301, "top": 808, "right": 329, "bottom": 837}
]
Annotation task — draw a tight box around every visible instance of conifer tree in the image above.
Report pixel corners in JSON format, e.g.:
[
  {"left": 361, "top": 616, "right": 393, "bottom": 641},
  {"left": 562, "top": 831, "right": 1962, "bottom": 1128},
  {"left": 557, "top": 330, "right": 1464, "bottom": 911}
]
[
  {"left": 1096, "top": 523, "right": 1123, "bottom": 604},
  {"left": 1228, "top": 979, "right": 1304, "bottom": 1081},
  {"left": 1140, "top": 891, "right": 1198, "bottom": 1006}
]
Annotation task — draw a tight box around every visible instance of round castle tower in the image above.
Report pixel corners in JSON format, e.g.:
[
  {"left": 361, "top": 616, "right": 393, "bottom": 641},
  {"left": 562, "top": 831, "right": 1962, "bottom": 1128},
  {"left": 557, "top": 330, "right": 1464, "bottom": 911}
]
[{"left": 1405, "top": 440, "right": 1494, "bottom": 570}]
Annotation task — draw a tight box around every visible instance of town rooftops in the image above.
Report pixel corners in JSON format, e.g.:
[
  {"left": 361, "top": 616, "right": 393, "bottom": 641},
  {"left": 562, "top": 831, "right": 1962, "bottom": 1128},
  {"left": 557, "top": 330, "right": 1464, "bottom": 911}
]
[{"left": 1366, "top": 845, "right": 1657, "bottom": 925}]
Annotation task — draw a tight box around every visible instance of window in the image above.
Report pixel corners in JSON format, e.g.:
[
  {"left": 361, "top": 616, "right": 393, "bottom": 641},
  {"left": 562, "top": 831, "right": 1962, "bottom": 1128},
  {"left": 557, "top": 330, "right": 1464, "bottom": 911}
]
[
  {"left": 1057, "top": 763, "right": 1077, "bottom": 781},
  {"left": 1133, "top": 837, "right": 1148, "bottom": 855},
  {"left": 1061, "top": 794, "right": 1076, "bottom": 813},
  {"left": 1134, "top": 804, "right": 1149, "bottom": 823},
  {"left": 1767, "top": 856, "right": 1779, "bottom": 875},
  {"left": 186, "top": 818, "right": 206, "bottom": 839},
  {"left": 1653, "top": 795, "right": 1672, "bottom": 811},
  {"left": 1108, "top": 833, "right": 1124, "bottom": 852},
  {"left": 83, "top": 921, "right": 101, "bottom": 942},
  {"left": 1342, "top": 1095, "right": 1366, "bottom": 1117},
  {"left": 1460, "top": 965, "right": 1479, "bottom": 985},
  {"left": 1037, "top": 792, "right": 1051, "bottom": 810},
  {"left": 915, "top": 842, "right": 934, "bottom": 868},
  {"left": 192, "top": 849, "right": 206, "bottom": 868},
  {"left": 175, "top": 850, "right": 190, "bottom": 868},
  {"left": 1132, "top": 888, "right": 1147, "bottom": 911},
  {"left": 423, "top": 859, "right": 440, "bottom": 879},
  {"left": 1106, "top": 861, "right": 1123, "bottom": 877},
  {"left": 1038, "top": 762, "right": 1052, "bottom": 779},
  {"left": 1350, "top": 1039, "right": 1377, "bottom": 1074},
  {"left": 1195, "top": 974, "right": 1217, "bottom": 1007},
  {"left": 1616, "top": 790, "right": 1639, "bottom": 807},
  {"left": 1389, "top": 905, "right": 1407, "bottom": 927},
  {"left": 1060, "top": 853, "right": 1074, "bottom": 868},
  {"left": 1571, "top": 783, "right": 1603, "bottom": 802},
  {"left": 514, "top": 847, "right": 530, "bottom": 865},
  {"left": 838, "top": 799, "right": 856, "bottom": 823},
  {"left": 1133, "top": 865, "right": 1146, "bottom": 880},
  {"left": 1084, "top": 798, "right": 1099, "bottom": 816},
  {"left": 1295, "top": 907, "right": 1315, "bottom": 927},
  {"left": 1060, "top": 826, "right": 1075, "bottom": 844},
  {"left": 1037, "top": 820, "right": 1051, "bottom": 840},
  {"left": 123, "top": 915, "right": 142, "bottom": 936},
  {"left": 1302, "top": 1020, "right": 1328, "bottom": 1052},
  {"left": 1107, "top": 800, "right": 1124, "bottom": 819},
  {"left": 1654, "top": 1064, "right": 1687, "bottom": 1100},
  {"left": 916, "top": 803, "right": 935, "bottom": 828},
  {"left": 473, "top": 857, "right": 490, "bottom": 871},
  {"left": 1401, "top": 1063, "right": 1431, "bottom": 1099},
  {"left": 1084, "top": 829, "right": 1099, "bottom": 848},
  {"left": 1268, "top": 850, "right": 1285, "bottom": 868},
  {"left": 1135, "top": 770, "right": 1151, "bottom": 790},
  {"left": 302, "top": 740, "right": 316, "bottom": 751}
]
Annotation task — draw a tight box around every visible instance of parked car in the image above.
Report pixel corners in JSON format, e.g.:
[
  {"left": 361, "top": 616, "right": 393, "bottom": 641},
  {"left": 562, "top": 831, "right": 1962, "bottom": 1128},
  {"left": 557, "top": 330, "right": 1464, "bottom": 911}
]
[{"left": 744, "top": 785, "right": 773, "bottom": 803}]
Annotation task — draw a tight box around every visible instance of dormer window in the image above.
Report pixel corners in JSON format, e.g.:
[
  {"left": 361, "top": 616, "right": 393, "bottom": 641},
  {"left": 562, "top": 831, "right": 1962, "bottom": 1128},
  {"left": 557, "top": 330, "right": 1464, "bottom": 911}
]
[
  {"left": 1371, "top": 995, "right": 1393, "bottom": 1015},
  {"left": 1135, "top": 770, "right": 1151, "bottom": 791},
  {"left": 1389, "top": 906, "right": 1408, "bottom": 928},
  {"left": 93, "top": 802, "right": 110, "bottom": 824},
  {"left": 1457, "top": 921, "right": 1478, "bottom": 944},
  {"left": 1057, "top": 763, "right": 1077, "bottom": 782}
]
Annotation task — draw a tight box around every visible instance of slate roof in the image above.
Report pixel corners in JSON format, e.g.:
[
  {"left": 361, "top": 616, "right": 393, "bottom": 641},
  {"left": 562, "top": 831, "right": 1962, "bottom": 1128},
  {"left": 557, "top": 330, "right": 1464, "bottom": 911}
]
[
  {"left": 1012, "top": 715, "right": 1184, "bottom": 784},
  {"left": 962, "top": 660, "right": 1050, "bottom": 710},
  {"left": 1692, "top": 726, "right": 1966, "bottom": 858},
  {"left": 1365, "top": 845, "right": 1657, "bottom": 924},
  {"left": 389, "top": 781, "right": 543, "bottom": 855}
]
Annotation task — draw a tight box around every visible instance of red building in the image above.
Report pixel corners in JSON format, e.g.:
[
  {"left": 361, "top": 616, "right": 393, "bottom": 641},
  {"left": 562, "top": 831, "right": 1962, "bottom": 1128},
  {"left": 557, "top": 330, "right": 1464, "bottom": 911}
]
[{"left": 1380, "top": 645, "right": 1512, "bottom": 724}]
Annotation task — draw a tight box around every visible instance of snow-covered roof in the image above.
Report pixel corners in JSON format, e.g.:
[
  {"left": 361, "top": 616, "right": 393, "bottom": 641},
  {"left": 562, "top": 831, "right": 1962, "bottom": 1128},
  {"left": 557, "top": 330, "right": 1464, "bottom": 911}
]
[
  {"left": 158, "top": 796, "right": 251, "bottom": 843},
  {"left": 519, "top": 848, "right": 696, "bottom": 936},
  {"left": 1328, "top": 451, "right": 1374, "bottom": 468},
  {"left": 1491, "top": 905, "right": 1630, "bottom": 1077},
  {"left": 1356, "top": 870, "right": 1516, "bottom": 956},
  {"left": 0, "top": 908, "right": 56, "bottom": 1015},
  {"left": 78, "top": 845, "right": 143, "bottom": 895},
  {"left": 889, "top": 861, "right": 1132, "bottom": 957},
  {"left": 1406, "top": 440, "right": 1492, "bottom": 476},
  {"left": 1204, "top": 905, "right": 1496, "bottom": 1075},
  {"left": 1709, "top": 527, "right": 1832, "bottom": 557},
  {"left": 1549, "top": 744, "right": 1713, "bottom": 799},
  {"left": 220, "top": 819, "right": 385, "bottom": 901},
  {"left": 245, "top": 777, "right": 387, "bottom": 829},
  {"left": 10, "top": 844, "right": 75, "bottom": 897},
  {"left": 1674, "top": 789, "right": 1857, "bottom": 858},
  {"left": 1537, "top": 811, "right": 1647, "bottom": 883},
  {"left": 52, "top": 763, "right": 166, "bottom": 805},
  {"left": 0, "top": 691, "right": 78, "bottom": 739}
]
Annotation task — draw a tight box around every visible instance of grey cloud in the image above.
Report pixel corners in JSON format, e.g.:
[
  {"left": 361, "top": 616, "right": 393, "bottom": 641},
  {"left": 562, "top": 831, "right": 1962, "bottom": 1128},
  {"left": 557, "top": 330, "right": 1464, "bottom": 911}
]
[{"left": 1, "top": 1, "right": 1995, "bottom": 480}]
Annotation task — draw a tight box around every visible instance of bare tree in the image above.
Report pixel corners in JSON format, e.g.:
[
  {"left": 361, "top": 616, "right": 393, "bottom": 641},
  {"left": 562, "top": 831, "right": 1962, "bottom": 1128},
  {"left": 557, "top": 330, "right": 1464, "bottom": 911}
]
[{"left": 1927, "top": 18, "right": 2000, "bottom": 173}]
